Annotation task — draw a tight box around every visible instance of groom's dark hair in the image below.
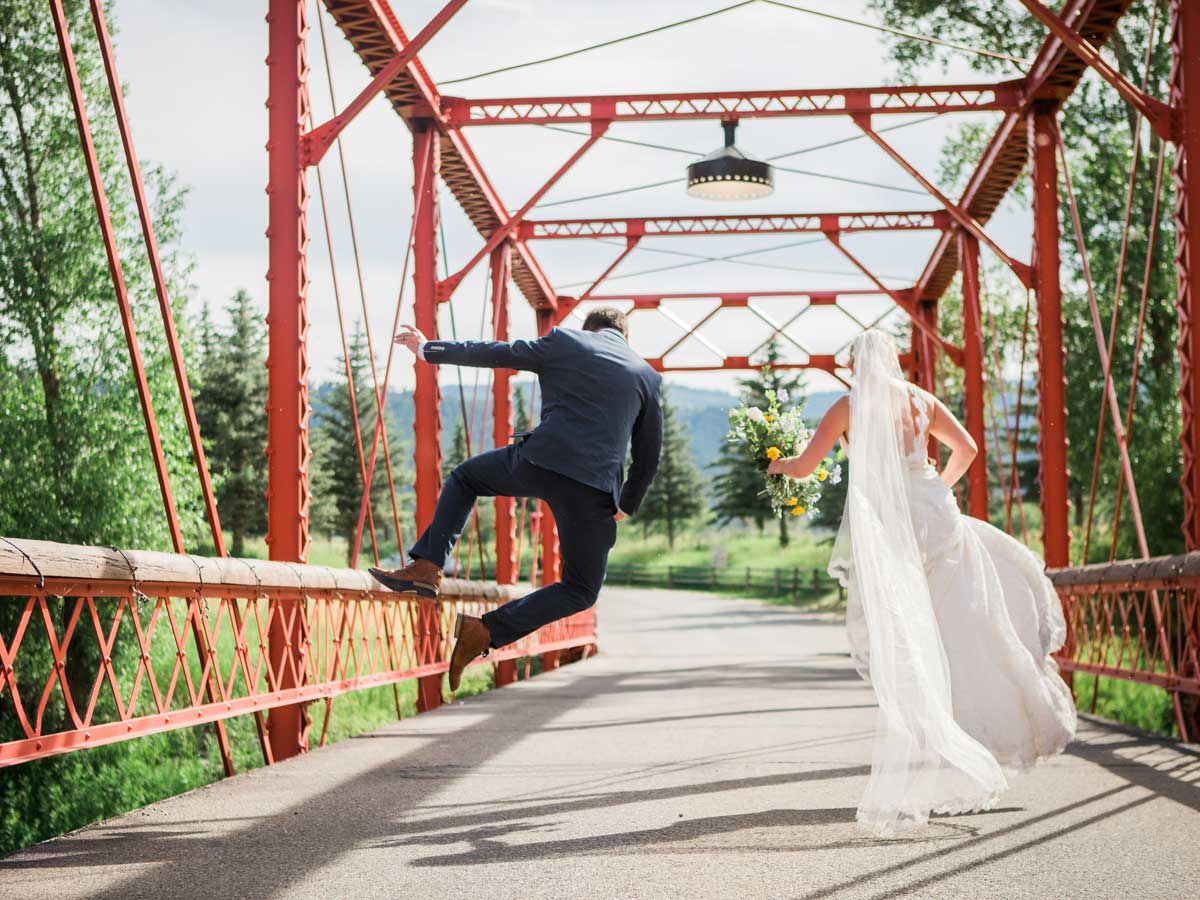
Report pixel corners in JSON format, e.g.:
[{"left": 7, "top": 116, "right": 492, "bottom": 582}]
[{"left": 581, "top": 307, "right": 629, "bottom": 338}]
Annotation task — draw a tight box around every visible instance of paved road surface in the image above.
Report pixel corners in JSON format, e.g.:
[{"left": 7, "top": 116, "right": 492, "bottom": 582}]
[{"left": 2, "top": 587, "right": 1198, "bottom": 899}]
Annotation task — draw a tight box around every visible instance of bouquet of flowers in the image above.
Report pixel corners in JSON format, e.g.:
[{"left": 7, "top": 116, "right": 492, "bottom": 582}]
[{"left": 725, "top": 387, "right": 841, "bottom": 520}]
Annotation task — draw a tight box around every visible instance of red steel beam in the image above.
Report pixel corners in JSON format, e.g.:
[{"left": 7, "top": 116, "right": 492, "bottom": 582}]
[
  {"left": 520, "top": 210, "right": 951, "bottom": 241},
  {"left": 413, "top": 126, "right": 443, "bottom": 534},
  {"left": 1173, "top": 0, "right": 1200, "bottom": 552},
  {"left": 1017, "top": 0, "right": 1175, "bottom": 141},
  {"left": 823, "top": 232, "right": 963, "bottom": 363},
  {"left": 1031, "top": 106, "right": 1071, "bottom": 568},
  {"left": 490, "top": 246, "right": 517, "bottom": 584},
  {"left": 442, "top": 81, "right": 1025, "bottom": 126},
  {"left": 320, "top": 0, "right": 557, "bottom": 311},
  {"left": 583, "top": 288, "right": 900, "bottom": 304},
  {"left": 437, "top": 122, "right": 610, "bottom": 301},
  {"left": 853, "top": 116, "right": 1033, "bottom": 288},
  {"left": 914, "top": 0, "right": 1136, "bottom": 303},
  {"left": 650, "top": 354, "right": 911, "bottom": 377},
  {"left": 301, "top": 0, "right": 467, "bottom": 167},
  {"left": 959, "top": 233, "right": 990, "bottom": 520},
  {"left": 265, "top": 0, "right": 311, "bottom": 760}
]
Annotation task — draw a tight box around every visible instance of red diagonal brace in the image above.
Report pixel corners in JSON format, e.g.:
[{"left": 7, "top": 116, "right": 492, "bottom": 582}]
[
  {"left": 554, "top": 236, "right": 640, "bottom": 324},
  {"left": 299, "top": 0, "right": 468, "bottom": 168},
  {"left": 438, "top": 121, "right": 610, "bottom": 302},
  {"left": 823, "top": 231, "right": 964, "bottom": 365},
  {"left": 1017, "top": 0, "right": 1176, "bottom": 142},
  {"left": 852, "top": 115, "right": 1034, "bottom": 289}
]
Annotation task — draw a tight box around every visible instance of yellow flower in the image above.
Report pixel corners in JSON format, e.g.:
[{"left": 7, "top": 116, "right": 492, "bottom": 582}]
[
  {"left": 817, "top": 469, "right": 828, "bottom": 482},
  {"left": 764, "top": 415, "right": 774, "bottom": 422},
  {"left": 766, "top": 446, "right": 782, "bottom": 461},
  {"left": 786, "top": 497, "right": 798, "bottom": 506},
  {"left": 791, "top": 506, "right": 805, "bottom": 516}
]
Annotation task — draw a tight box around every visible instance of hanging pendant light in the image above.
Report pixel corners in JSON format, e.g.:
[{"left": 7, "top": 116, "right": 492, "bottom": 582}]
[{"left": 686, "top": 120, "right": 774, "bottom": 201}]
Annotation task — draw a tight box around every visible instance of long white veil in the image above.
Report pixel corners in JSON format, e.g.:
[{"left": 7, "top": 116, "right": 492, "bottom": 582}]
[{"left": 828, "top": 330, "right": 1006, "bottom": 830}]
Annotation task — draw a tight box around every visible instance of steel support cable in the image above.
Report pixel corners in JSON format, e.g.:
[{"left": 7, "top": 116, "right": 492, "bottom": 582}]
[
  {"left": 1110, "top": 147, "right": 1168, "bottom": 562},
  {"left": 1081, "top": 0, "right": 1162, "bottom": 563},
  {"left": 535, "top": 116, "right": 939, "bottom": 211},
  {"left": 1004, "top": 291, "right": 1032, "bottom": 539},
  {"left": 986, "top": 301, "right": 1030, "bottom": 542},
  {"left": 982, "top": 323, "right": 1012, "bottom": 528},
  {"left": 349, "top": 155, "right": 425, "bottom": 568},
  {"left": 759, "top": 0, "right": 1032, "bottom": 68},
  {"left": 439, "top": 214, "right": 488, "bottom": 579},
  {"left": 440, "top": 1, "right": 757, "bottom": 85},
  {"left": 311, "top": 150, "right": 382, "bottom": 566},
  {"left": 440, "top": 1, "right": 1027, "bottom": 87},
  {"left": 1058, "top": 130, "right": 1189, "bottom": 740},
  {"left": 315, "top": 9, "right": 407, "bottom": 562}
]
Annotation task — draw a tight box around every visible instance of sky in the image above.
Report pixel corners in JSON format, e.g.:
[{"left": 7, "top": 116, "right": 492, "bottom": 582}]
[{"left": 110, "top": 0, "right": 1037, "bottom": 395}]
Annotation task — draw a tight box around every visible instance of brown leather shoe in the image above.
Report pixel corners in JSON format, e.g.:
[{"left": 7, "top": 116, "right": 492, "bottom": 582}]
[
  {"left": 448, "top": 614, "right": 492, "bottom": 694},
  {"left": 369, "top": 558, "right": 443, "bottom": 598}
]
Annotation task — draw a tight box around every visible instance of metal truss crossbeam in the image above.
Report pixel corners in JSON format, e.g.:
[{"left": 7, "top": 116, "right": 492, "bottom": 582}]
[
  {"left": 442, "top": 81, "right": 1025, "bottom": 126},
  {"left": 520, "top": 210, "right": 950, "bottom": 240}
]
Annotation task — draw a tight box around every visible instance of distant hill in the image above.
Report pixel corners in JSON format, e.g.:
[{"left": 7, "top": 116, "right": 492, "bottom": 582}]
[{"left": 309, "top": 379, "right": 845, "bottom": 476}]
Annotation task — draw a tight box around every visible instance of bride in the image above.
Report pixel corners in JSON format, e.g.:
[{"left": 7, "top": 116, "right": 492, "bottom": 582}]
[{"left": 767, "top": 329, "right": 1076, "bottom": 831}]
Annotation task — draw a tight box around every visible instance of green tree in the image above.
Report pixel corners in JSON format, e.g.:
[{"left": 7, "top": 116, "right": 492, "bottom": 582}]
[
  {"left": 712, "top": 340, "right": 805, "bottom": 547},
  {"left": 867, "top": 0, "right": 1182, "bottom": 559},
  {"left": 442, "top": 416, "right": 468, "bottom": 478},
  {"left": 636, "top": 389, "right": 704, "bottom": 548},
  {"left": 193, "top": 290, "right": 266, "bottom": 556}
]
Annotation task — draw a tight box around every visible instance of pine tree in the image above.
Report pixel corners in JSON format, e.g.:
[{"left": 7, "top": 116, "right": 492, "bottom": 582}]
[
  {"left": 442, "top": 416, "right": 469, "bottom": 478},
  {"left": 712, "top": 339, "right": 806, "bottom": 547},
  {"left": 193, "top": 290, "right": 268, "bottom": 556},
  {"left": 636, "top": 389, "right": 704, "bottom": 548}
]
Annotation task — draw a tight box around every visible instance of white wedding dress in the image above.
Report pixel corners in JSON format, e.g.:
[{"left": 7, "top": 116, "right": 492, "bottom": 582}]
[{"left": 828, "top": 331, "right": 1076, "bottom": 832}]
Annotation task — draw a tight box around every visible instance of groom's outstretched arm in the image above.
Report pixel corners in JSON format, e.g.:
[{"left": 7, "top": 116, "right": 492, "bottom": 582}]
[
  {"left": 618, "top": 377, "right": 664, "bottom": 516},
  {"left": 398, "top": 325, "right": 555, "bottom": 372}
]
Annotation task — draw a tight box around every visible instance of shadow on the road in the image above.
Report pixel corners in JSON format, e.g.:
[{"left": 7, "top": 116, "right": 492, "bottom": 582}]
[{"left": 393, "top": 807, "right": 981, "bottom": 867}]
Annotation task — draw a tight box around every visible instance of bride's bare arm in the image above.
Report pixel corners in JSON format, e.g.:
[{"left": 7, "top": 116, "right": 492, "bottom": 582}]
[
  {"left": 766, "top": 396, "right": 848, "bottom": 479},
  {"left": 928, "top": 397, "right": 978, "bottom": 487}
]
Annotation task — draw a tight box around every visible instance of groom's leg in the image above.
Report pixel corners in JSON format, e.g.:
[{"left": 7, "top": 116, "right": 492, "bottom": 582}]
[
  {"left": 410, "top": 444, "right": 527, "bottom": 567},
  {"left": 482, "top": 470, "right": 617, "bottom": 647}
]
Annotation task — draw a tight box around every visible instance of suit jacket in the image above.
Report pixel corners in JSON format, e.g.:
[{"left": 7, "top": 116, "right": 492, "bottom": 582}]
[{"left": 421, "top": 327, "right": 663, "bottom": 515}]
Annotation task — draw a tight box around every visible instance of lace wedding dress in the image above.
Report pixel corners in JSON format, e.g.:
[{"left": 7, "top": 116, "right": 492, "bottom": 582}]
[{"left": 828, "top": 331, "right": 1076, "bottom": 832}]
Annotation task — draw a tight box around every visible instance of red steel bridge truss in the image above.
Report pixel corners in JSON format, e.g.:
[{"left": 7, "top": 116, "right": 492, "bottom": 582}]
[{"left": 3, "top": 0, "right": 1200, "bottom": 774}]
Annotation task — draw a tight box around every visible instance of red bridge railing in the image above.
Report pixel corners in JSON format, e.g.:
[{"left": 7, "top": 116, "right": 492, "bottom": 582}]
[
  {"left": 1049, "top": 552, "right": 1200, "bottom": 738},
  {"left": 0, "top": 538, "right": 596, "bottom": 769}
]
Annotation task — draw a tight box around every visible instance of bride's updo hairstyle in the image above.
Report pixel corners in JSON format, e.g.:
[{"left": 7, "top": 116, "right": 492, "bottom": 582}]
[{"left": 847, "top": 329, "right": 903, "bottom": 384}]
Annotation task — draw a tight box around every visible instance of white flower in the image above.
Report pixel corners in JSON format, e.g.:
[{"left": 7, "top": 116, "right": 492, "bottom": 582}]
[
  {"left": 830, "top": 465, "right": 842, "bottom": 485},
  {"left": 746, "top": 407, "right": 765, "bottom": 423},
  {"left": 777, "top": 388, "right": 789, "bottom": 403}
]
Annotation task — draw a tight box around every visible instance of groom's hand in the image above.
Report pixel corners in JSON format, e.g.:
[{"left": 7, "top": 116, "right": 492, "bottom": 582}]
[
  {"left": 613, "top": 510, "right": 628, "bottom": 522},
  {"left": 395, "top": 324, "right": 427, "bottom": 354}
]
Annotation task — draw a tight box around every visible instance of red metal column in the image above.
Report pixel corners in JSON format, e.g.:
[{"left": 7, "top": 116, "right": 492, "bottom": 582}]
[
  {"left": 959, "top": 232, "right": 990, "bottom": 519},
  {"left": 412, "top": 124, "right": 444, "bottom": 710},
  {"left": 1173, "top": 0, "right": 1200, "bottom": 550},
  {"left": 1170, "top": 0, "right": 1200, "bottom": 735},
  {"left": 265, "top": 0, "right": 311, "bottom": 759},
  {"left": 412, "top": 125, "right": 443, "bottom": 532},
  {"left": 536, "top": 308, "right": 562, "bottom": 585},
  {"left": 1030, "top": 105, "right": 1070, "bottom": 568},
  {"left": 491, "top": 246, "right": 518, "bottom": 584}
]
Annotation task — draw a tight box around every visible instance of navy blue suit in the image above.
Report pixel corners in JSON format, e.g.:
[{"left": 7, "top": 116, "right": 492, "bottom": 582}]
[{"left": 410, "top": 326, "right": 663, "bottom": 648}]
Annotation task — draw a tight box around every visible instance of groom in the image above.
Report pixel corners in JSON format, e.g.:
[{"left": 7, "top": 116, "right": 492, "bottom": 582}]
[{"left": 371, "top": 308, "right": 663, "bottom": 692}]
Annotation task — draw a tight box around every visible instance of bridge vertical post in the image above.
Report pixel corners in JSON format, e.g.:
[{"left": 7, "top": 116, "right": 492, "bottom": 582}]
[
  {"left": 536, "top": 308, "right": 562, "bottom": 585},
  {"left": 492, "top": 245, "right": 517, "bottom": 585},
  {"left": 265, "top": 0, "right": 311, "bottom": 760},
  {"left": 412, "top": 124, "right": 442, "bottom": 534},
  {"left": 412, "top": 124, "right": 444, "bottom": 710},
  {"left": 491, "top": 245, "right": 521, "bottom": 688},
  {"left": 1030, "top": 104, "right": 1071, "bottom": 569},
  {"left": 959, "top": 232, "right": 990, "bottom": 520},
  {"left": 912, "top": 300, "right": 940, "bottom": 461},
  {"left": 1170, "top": 0, "right": 1200, "bottom": 734}
]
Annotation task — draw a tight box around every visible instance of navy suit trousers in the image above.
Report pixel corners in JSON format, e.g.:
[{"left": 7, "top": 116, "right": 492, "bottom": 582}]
[{"left": 410, "top": 444, "right": 617, "bottom": 648}]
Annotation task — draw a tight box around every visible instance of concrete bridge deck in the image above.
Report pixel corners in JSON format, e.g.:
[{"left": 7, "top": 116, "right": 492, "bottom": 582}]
[{"left": 2, "top": 587, "right": 1198, "bottom": 900}]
